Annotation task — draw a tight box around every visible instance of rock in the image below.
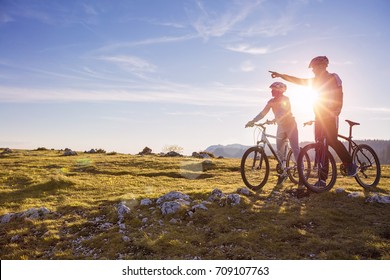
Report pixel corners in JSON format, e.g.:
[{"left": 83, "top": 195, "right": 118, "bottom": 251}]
[
  {"left": 192, "top": 203, "right": 208, "bottom": 211},
  {"left": 11, "top": 235, "right": 21, "bottom": 242},
  {"left": 99, "top": 222, "right": 113, "bottom": 230},
  {"left": 21, "top": 207, "right": 51, "bottom": 220},
  {"left": 169, "top": 218, "right": 179, "bottom": 224},
  {"left": 160, "top": 201, "right": 183, "bottom": 215},
  {"left": 366, "top": 194, "right": 390, "bottom": 204},
  {"left": 208, "top": 188, "right": 224, "bottom": 201},
  {"left": 117, "top": 202, "right": 131, "bottom": 222},
  {"left": 140, "top": 198, "right": 153, "bottom": 206},
  {"left": 139, "top": 147, "right": 152, "bottom": 155},
  {"left": 335, "top": 188, "right": 345, "bottom": 194},
  {"left": 63, "top": 149, "right": 77, "bottom": 156},
  {"left": 347, "top": 192, "right": 362, "bottom": 198},
  {"left": 164, "top": 151, "right": 182, "bottom": 157},
  {"left": 1, "top": 208, "right": 51, "bottom": 223},
  {"left": 191, "top": 152, "right": 203, "bottom": 158},
  {"left": 1, "top": 148, "right": 13, "bottom": 154},
  {"left": 237, "top": 187, "right": 251, "bottom": 196},
  {"left": 1, "top": 213, "right": 15, "bottom": 223},
  {"left": 227, "top": 194, "right": 241, "bottom": 206},
  {"left": 156, "top": 191, "right": 191, "bottom": 205}
]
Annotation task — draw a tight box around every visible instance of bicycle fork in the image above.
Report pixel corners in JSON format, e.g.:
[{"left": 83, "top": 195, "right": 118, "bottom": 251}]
[{"left": 251, "top": 148, "right": 264, "bottom": 170}]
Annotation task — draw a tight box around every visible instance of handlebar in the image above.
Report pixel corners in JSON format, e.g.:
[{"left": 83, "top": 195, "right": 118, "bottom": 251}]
[{"left": 256, "top": 119, "right": 276, "bottom": 126}]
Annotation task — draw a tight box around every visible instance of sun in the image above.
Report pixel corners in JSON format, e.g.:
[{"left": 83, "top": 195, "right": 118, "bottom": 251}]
[{"left": 287, "top": 85, "right": 318, "bottom": 120}]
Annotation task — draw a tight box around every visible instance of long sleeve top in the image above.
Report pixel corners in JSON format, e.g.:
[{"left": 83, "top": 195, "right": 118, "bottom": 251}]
[{"left": 252, "top": 95, "right": 295, "bottom": 127}]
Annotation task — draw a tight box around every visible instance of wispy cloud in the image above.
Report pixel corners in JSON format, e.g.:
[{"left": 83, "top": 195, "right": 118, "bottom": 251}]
[
  {"left": 188, "top": 0, "right": 264, "bottom": 39},
  {"left": 0, "top": 81, "right": 260, "bottom": 108},
  {"left": 96, "top": 55, "right": 157, "bottom": 74},
  {"left": 93, "top": 34, "right": 198, "bottom": 54},
  {"left": 239, "top": 16, "right": 299, "bottom": 38},
  {"left": 225, "top": 44, "right": 270, "bottom": 55}
]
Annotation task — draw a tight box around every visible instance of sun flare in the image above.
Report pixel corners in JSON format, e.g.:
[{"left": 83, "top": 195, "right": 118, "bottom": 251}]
[{"left": 288, "top": 86, "right": 318, "bottom": 120}]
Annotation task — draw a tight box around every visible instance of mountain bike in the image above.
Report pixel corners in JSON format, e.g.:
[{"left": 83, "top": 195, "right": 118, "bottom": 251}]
[
  {"left": 297, "top": 119, "right": 381, "bottom": 193},
  {"left": 241, "top": 120, "right": 308, "bottom": 190}
]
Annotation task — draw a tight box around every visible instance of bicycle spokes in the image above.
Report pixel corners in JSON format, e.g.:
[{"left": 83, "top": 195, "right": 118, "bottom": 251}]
[
  {"left": 251, "top": 151, "right": 263, "bottom": 170},
  {"left": 352, "top": 144, "right": 381, "bottom": 188},
  {"left": 241, "top": 147, "right": 270, "bottom": 190},
  {"left": 297, "top": 143, "right": 337, "bottom": 192}
]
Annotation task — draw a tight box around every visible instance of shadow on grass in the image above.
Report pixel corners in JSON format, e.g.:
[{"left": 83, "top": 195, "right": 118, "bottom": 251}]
[{"left": 0, "top": 176, "right": 76, "bottom": 204}]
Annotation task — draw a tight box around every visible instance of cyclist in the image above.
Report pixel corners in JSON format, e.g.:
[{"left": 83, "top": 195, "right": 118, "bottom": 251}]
[
  {"left": 245, "top": 82, "right": 302, "bottom": 186},
  {"left": 269, "top": 56, "right": 358, "bottom": 185}
]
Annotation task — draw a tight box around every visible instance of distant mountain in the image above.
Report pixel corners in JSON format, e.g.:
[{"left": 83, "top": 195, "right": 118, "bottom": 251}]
[
  {"left": 205, "top": 143, "right": 277, "bottom": 158},
  {"left": 205, "top": 144, "right": 251, "bottom": 158}
]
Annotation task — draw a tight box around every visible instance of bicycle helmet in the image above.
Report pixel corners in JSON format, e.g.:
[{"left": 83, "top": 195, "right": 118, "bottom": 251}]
[
  {"left": 308, "top": 56, "right": 329, "bottom": 68},
  {"left": 269, "top": 82, "right": 287, "bottom": 92}
]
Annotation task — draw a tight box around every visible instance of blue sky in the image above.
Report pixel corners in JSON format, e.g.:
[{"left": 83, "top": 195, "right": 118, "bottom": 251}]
[{"left": 0, "top": 0, "right": 389, "bottom": 155}]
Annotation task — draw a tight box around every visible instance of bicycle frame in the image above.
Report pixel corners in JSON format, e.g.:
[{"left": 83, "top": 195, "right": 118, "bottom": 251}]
[
  {"left": 338, "top": 123, "right": 376, "bottom": 172},
  {"left": 254, "top": 123, "right": 290, "bottom": 166},
  {"left": 338, "top": 134, "right": 357, "bottom": 154}
]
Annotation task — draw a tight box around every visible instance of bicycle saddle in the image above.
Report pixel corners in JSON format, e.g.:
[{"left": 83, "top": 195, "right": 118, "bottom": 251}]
[{"left": 345, "top": 119, "right": 360, "bottom": 126}]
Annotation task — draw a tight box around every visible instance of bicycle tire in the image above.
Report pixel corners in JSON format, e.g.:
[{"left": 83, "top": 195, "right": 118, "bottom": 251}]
[
  {"left": 240, "top": 146, "right": 270, "bottom": 190},
  {"left": 297, "top": 143, "right": 337, "bottom": 193},
  {"left": 286, "top": 149, "right": 298, "bottom": 184},
  {"left": 352, "top": 144, "right": 381, "bottom": 188}
]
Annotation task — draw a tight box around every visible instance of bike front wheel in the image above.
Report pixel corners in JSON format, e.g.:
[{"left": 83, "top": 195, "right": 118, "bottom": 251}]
[
  {"left": 240, "top": 147, "right": 270, "bottom": 190},
  {"left": 352, "top": 144, "right": 381, "bottom": 188},
  {"left": 297, "top": 143, "right": 337, "bottom": 193}
]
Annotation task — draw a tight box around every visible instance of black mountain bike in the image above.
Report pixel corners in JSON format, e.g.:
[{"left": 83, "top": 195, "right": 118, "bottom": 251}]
[
  {"left": 241, "top": 120, "right": 308, "bottom": 190},
  {"left": 297, "top": 119, "right": 381, "bottom": 193}
]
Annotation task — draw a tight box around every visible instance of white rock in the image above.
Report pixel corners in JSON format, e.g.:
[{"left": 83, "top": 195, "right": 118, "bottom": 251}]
[
  {"left": 227, "top": 194, "right": 241, "bottom": 206},
  {"left": 237, "top": 187, "right": 251, "bottom": 196},
  {"left": 192, "top": 203, "right": 208, "bottom": 211},
  {"left": 1, "top": 213, "right": 14, "bottom": 223},
  {"left": 347, "top": 192, "right": 361, "bottom": 198},
  {"left": 156, "top": 191, "right": 191, "bottom": 205},
  {"left": 117, "top": 202, "right": 131, "bottom": 216},
  {"left": 366, "top": 194, "right": 390, "bottom": 204},
  {"left": 140, "top": 198, "right": 153, "bottom": 206},
  {"left": 335, "top": 188, "right": 345, "bottom": 194},
  {"left": 160, "top": 201, "right": 182, "bottom": 215}
]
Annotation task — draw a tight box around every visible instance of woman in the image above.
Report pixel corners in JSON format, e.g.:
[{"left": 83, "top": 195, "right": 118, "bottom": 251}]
[{"left": 246, "top": 82, "right": 300, "bottom": 186}]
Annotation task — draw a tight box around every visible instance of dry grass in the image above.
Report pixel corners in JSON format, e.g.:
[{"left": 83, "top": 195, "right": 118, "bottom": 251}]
[{"left": 0, "top": 149, "right": 389, "bottom": 260}]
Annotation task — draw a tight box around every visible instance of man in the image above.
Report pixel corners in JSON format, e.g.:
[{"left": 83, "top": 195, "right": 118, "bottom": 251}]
[{"left": 269, "top": 56, "right": 358, "bottom": 182}]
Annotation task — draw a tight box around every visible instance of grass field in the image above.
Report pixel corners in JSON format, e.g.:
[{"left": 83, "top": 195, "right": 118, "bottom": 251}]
[{"left": 0, "top": 149, "right": 389, "bottom": 260}]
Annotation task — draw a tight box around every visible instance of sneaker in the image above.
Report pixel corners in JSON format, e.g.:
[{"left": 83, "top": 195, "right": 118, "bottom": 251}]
[
  {"left": 346, "top": 163, "right": 358, "bottom": 177},
  {"left": 314, "top": 180, "right": 326, "bottom": 187}
]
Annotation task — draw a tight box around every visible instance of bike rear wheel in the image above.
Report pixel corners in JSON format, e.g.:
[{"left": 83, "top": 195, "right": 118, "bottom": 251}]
[
  {"left": 352, "top": 144, "right": 381, "bottom": 188},
  {"left": 240, "top": 147, "right": 269, "bottom": 190},
  {"left": 297, "top": 143, "right": 337, "bottom": 193}
]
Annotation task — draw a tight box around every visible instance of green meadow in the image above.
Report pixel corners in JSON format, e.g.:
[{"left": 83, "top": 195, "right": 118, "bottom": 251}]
[{"left": 0, "top": 149, "right": 389, "bottom": 260}]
